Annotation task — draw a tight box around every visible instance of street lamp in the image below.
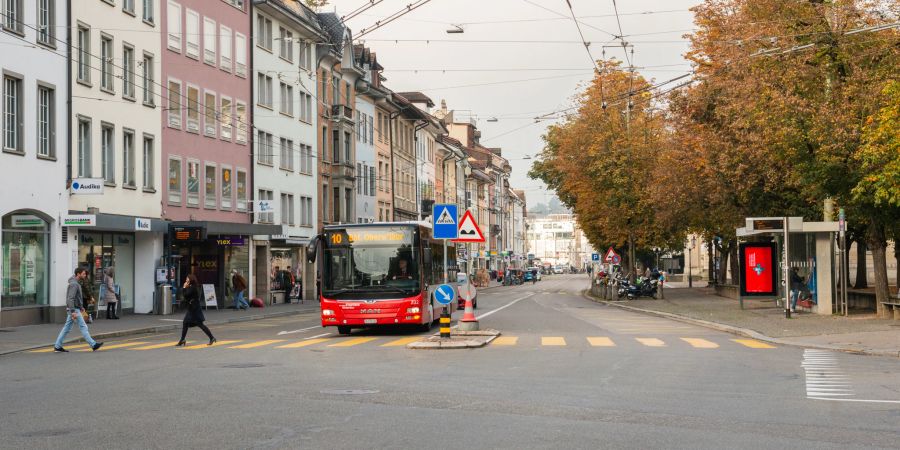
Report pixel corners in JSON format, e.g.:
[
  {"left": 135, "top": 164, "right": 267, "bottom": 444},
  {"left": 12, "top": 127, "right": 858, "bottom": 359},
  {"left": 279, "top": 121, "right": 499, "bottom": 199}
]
[
  {"left": 446, "top": 24, "right": 464, "bottom": 34},
  {"left": 687, "top": 236, "right": 696, "bottom": 288}
]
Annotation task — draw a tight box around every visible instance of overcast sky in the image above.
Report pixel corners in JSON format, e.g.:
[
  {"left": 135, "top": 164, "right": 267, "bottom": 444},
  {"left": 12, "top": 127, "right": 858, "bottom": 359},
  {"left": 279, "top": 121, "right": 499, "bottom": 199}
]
[{"left": 327, "top": 0, "right": 701, "bottom": 206}]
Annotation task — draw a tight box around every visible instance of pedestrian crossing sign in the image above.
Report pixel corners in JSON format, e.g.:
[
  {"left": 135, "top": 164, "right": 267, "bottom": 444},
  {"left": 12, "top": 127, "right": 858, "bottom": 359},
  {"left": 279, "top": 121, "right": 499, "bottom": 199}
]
[{"left": 432, "top": 204, "right": 458, "bottom": 239}]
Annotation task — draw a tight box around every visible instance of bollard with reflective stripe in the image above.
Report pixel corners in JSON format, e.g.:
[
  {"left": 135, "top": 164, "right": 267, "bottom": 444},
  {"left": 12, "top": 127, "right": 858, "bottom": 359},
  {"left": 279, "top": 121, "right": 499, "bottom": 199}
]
[{"left": 439, "top": 310, "right": 451, "bottom": 338}]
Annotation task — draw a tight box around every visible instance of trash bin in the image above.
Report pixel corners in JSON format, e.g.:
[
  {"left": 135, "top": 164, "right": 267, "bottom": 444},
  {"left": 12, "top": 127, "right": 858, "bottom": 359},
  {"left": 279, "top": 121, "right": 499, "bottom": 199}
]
[{"left": 156, "top": 284, "right": 173, "bottom": 315}]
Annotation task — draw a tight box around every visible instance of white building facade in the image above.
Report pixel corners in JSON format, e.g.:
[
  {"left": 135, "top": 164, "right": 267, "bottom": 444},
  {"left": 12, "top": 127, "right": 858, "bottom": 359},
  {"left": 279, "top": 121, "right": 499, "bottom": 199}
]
[
  {"left": 355, "top": 92, "right": 376, "bottom": 223},
  {"left": 1, "top": 0, "right": 71, "bottom": 326}
]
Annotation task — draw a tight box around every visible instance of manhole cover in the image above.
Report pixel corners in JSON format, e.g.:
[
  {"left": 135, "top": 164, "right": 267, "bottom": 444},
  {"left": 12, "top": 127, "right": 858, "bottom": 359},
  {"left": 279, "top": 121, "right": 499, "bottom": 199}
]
[
  {"left": 320, "top": 389, "right": 379, "bottom": 395},
  {"left": 221, "top": 363, "right": 265, "bottom": 369}
]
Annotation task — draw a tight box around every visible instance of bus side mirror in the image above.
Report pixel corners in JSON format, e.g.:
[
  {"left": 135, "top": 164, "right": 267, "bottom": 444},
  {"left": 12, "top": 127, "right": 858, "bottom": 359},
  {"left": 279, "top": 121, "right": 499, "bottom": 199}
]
[{"left": 306, "top": 235, "right": 320, "bottom": 264}]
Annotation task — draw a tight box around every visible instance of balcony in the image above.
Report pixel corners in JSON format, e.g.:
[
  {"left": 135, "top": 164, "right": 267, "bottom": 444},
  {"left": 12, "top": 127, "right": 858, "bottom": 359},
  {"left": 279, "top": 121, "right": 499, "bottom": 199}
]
[
  {"left": 331, "top": 104, "right": 354, "bottom": 123},
  {"left": 330, "top": 161, "right": 356, "bottom": 180}
]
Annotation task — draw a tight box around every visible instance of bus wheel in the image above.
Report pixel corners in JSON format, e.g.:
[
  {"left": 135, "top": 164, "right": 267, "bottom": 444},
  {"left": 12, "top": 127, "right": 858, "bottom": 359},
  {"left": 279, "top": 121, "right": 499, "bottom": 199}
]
[
  {"left": 418, "top": 320, "right": 433, "bottom": 333},
  {"left": 337, "top": 326, "right": 352, "bottom": 335}
]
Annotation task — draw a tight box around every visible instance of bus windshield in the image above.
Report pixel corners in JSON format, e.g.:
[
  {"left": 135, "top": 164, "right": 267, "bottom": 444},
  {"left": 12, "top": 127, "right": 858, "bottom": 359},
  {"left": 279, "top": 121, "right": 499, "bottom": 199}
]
[{"left": 322, "top": 226, "right": 419, "bottom": 299}]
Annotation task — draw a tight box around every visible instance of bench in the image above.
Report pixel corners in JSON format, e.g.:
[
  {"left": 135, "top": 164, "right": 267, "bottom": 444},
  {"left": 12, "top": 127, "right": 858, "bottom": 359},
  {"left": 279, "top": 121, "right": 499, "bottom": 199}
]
[{"left": 881, "top": 300, "right": 900, "bottom": 320}]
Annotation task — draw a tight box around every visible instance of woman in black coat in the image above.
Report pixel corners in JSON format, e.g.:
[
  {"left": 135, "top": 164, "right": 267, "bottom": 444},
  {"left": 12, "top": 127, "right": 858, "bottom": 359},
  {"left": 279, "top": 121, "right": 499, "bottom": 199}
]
[{"left": 176, "top": 274, "right": 217, "bottom": 346}]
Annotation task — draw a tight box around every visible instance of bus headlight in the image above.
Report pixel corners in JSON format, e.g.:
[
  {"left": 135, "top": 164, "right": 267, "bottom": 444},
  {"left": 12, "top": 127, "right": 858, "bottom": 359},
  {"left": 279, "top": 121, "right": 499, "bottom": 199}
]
[
  {"left": 322, "top": 309, "right": 335, "bottom": 316},
  {"left": 406, "top": 307, "right": 420, "bottom": 314}
]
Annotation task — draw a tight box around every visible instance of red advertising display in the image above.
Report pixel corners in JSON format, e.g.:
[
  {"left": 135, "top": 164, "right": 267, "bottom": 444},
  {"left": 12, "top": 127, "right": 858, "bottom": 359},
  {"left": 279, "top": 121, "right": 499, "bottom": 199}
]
[{"left": 739, "top": 243, "right": 777, "bottom": 296}]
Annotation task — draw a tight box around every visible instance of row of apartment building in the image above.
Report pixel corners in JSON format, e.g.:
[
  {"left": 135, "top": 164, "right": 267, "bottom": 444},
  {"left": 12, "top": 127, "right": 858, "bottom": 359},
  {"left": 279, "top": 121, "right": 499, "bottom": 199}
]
[{"left": 0, "top": 0, "right": 527, "bottom": 327}]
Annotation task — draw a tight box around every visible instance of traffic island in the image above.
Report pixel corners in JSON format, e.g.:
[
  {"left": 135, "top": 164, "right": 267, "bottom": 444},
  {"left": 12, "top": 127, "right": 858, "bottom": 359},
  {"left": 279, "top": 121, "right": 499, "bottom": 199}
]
[{"left": 406, "top": 329, "right": 501, "bottom": 349}]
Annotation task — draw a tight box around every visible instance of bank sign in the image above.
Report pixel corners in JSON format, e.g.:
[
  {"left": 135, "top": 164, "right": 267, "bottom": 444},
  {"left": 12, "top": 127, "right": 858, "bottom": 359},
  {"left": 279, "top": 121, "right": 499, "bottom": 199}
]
[
  {"left": 63, "top": 215, "right": 96, "bottom": 227},
  {"left": 70, "top": 178, "right": 104, "bottom": 195}
]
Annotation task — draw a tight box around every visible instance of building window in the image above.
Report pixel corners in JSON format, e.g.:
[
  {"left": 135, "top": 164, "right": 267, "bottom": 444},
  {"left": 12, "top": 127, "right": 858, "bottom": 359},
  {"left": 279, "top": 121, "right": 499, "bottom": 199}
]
[
  {"left": 345, "top": 188, "right": 353, "bottom": 223},
  {"left": 120, "top": 44, "right": 135, "bottom": 100},
  {"left": 167, "top": 79, "right": 181, "bottom": 128},
  {"left": 186, "top": 160, "right": 199, "bottom": 206},
  {"left": 221, "top": 166, "right": 232, "bottom": 209},
  {"left": 123, "top": 0, "right": 135, "bottom": 14},
  {"left": 203, "top": 17, "right": 216, "bottom": 65},
  {"left": 257, "top": 72, "right": 272, "bottom": 108},
  {"left": 36, "top": 85, "right": 54, "bottom": 158},
  {"left": 122, "top": 130, "right": 135, "bottom": 187},
  {"left": 299, "top": 144, "right": 312, "bottom": 175},
  {"left": 256, "top": 14, "right": 271, "bottom": 51},
  {"left": 258, "top": 189, "right": 273, "bottom": 223},
  {"left": 185, "top": 9, "right": 199, "bottom": 58},
  {"left": 357, "top": 163, "right": 362, "bottom": 194},
  {"left": 77, "top": 25, "right": 90, "bottom": 84},
  {"left": 280, "top": 193, "right": 293, "bottom": 225},
  {"left": 224, "top": 0, "right": 243, "bottom": 10},
  {"left": 280, "top": 138, "right": 293, "bottom": 171},
  {"left": 235, "top": 101, "right": 247, "bottom": 144},
  {"left": 142, "top": 53, "right": 154, "bottom": 106},
  {"left": 143, "top": 134, "right": 154, "bottom": 190},
  {"left": 101, "top": 123, "right": 115, "bottom": 184},
  {"left": 143, "top": 0, "right": 154, "bottom": 23},
  {"left": 37, "top": 0, "right": 54, "bottom": 46},
  {"left": 1, "top": 213, "right": 50, "bottom": 308},
  {"left": 333, "top": 187, "right": 340, "bottom": 222},
  {"left": 186, "top": 85, "right": 199, "bottom": 133},
  {"left": 220, "top": 96, "right": 232, "bottom": 140},
  {"left": 279, "top": 82, "right": 293, "bottom": 116},
  {"left": 344, "top": 132, "right": 351, "bottom": 162},
  {"left": 1, "top": 0, "right": 23, "bottom": 34},
  {"left": 204, "top": 164, "right": 216, "bottom": 208},
  {"left": 168, "top": 157, "right": 182, "bottom": 204},
  {"left": 299, "top": 92, "right": 312, "bottom": 123},
  {"left": 299, "top": 42, "right": 312, "bottom": 71},
  {"left": 236, "top": 169, "right": 247, "bottom": 211},
  {"left": 256, "top": 131, "right": 273, "bottom": 165},
  {"left": 370, "top": 166, "right": 376, "bottom": 195},
  {"left": 278, "top": 27, "right": 293, "bottom": 62},
  {"left": 219, "top": 25, "right": 232, "bottom": 72},
  {"left": 167, "top": 1, "right": 181, "bottom": 51},
  {"left": 203, "top": 91, "right": 216, "bottom": 136},
  {"left": 322, "top": 186, "right": 328, "bottom": 223},
  {"left": 77, "top": 117, "right": 91, "bottom": 176},
  {"left": 2, "top": 75, "right": 22, "bottom": 153},
  {"left": 234, "top": 32, "right": 246, "bottom": 77}
]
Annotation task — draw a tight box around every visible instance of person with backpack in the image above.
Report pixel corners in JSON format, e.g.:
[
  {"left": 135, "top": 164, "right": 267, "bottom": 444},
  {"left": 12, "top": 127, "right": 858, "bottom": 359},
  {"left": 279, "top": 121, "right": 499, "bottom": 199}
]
[
  {"left": 231, "top": 269, "right": 249, "bottom": 310},
  {"left": 176, "top": 274, "right": 216, "bottom": 347}
]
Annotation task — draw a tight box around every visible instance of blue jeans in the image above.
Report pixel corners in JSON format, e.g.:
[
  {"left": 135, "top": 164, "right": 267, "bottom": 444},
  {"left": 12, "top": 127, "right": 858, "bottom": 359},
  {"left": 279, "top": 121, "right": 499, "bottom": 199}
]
[
  {"left": 790, "top": 289, "right": 800, "bottom": 310},
  {"left": 55, "top": 309, "right": 96, "bottom": 349},
  {"left": 234, "top": 290, "right": 249, "bottom": 309}
]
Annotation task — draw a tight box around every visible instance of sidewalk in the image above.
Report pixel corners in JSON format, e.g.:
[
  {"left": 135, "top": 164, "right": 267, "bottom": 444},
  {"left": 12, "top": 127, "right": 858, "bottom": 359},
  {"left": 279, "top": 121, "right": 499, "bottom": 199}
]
[
  {"left": 588, "top": 283, "right": 900, "bottom": 358},
  {"left": 0, "top": 302, "right": 319, "bottom": 356}
]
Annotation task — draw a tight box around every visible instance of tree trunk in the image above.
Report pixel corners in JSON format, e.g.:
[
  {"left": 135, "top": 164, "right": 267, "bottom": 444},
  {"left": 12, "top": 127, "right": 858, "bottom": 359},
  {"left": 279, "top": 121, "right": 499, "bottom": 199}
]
[
  {"left": 707, "top": 239, "right": 715, "bottom": 285},
  {"left": 718, "top": 241, "right": 732, "bottom": 285},
  {"left": 854, "top": 239, "right": 868, "bottom": 289},
  {"left": 729, "top": 243, "right": 739, "bottom": 285},
  {"left": 867, "top": 222, "right": 890, "bottom": 317}
]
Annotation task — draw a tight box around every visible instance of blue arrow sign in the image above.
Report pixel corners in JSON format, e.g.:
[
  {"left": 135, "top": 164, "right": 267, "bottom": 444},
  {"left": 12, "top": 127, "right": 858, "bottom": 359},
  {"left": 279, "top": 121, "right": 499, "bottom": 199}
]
[
  {"left": 434, "top": 284, "right": 456, "bottom": 305},
  {"left": 432, "top": 204, "right": 458, "bottom": 239}
]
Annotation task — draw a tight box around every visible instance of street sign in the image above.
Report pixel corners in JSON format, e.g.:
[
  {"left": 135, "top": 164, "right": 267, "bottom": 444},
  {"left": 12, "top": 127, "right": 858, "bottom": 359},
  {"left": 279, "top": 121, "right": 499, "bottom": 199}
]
[
  {"left": 452, "top": 209, "right": 485, "bottom": 243},
  {"left": 434, "top": 284, "right": 456, "bottom": 305},
  {"left": 591, "top": 253, "right": 600, "bottom": 262},
  {"left": 432, "top": 204, "right": 458, "bottom": 239},
  {"left": 604, "top": 247, "right": 620, "bottom": 263},
  {"left": 459, "top": 282, "right": 476, "bottom": 301}
]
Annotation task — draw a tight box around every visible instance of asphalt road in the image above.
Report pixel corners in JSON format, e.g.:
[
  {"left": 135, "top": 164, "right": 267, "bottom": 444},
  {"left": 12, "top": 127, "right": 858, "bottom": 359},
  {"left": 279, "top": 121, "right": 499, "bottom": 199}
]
[{"left": 2, "top": 274, "right": 899, "bottom": 449}]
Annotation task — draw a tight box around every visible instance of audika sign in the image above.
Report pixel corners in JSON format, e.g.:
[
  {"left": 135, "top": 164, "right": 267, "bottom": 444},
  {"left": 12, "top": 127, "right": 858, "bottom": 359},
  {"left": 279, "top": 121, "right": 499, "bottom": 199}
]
[
  {"left": 70, "top": 178, "right": 104, "bottom": 195},
  {"left": 739, "top": 242, "right": 777, "bottom": 296}
]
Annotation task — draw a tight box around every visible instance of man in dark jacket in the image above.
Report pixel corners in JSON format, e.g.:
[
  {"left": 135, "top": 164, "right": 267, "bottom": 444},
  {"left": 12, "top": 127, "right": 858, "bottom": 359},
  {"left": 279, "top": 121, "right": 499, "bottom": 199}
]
[
  {"left": 54, "top": 268, "right": 103, "bottom": 352},
  {"left": 79, "top": 272, "right": 96, "bottom": 323},
  {"left": 231, "top": 270, "right": 249, "bottom": 310}
]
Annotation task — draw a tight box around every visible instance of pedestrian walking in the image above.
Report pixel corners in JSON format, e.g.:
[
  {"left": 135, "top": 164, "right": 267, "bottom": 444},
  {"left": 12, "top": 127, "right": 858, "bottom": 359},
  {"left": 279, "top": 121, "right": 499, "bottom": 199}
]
[
  {"left": 231, "top": 269, "right": 249, "bottom": 310},
  {"left": 102, "top": 267, "right": 119, "bottom": 319},
  {"left": 78, "top": 270, "right": 96, "bottom": 323},
  {"left": 789, "top": 267, "right": 804, "bottom": 313},
  {"left": 54, "top": 268, "right": 104, "bottom": 352},
  {"left": 176, "top": 274, "right": 216, "bottom": 347}
]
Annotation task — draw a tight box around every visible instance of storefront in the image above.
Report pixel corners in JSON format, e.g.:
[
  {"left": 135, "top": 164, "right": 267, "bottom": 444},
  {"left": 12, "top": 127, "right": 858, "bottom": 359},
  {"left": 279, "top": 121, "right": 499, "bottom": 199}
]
[
  {"left": 78, "top": 232, "right": 136, "bottom": 312},
  {"left": 1, "top": 212, "right": 51, "bottom": 326}
]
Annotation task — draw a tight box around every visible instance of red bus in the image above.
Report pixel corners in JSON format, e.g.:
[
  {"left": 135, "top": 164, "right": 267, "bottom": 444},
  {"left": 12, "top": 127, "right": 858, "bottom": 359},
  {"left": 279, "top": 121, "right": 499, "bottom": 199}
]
[{"left": 308, "top": 223, "right": 458, "bottom": 335}]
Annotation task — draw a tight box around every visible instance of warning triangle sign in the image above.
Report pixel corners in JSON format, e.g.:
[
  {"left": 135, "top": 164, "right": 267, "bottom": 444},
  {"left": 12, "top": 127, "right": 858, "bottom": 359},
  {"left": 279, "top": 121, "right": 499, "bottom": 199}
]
[
  {"left": 435, "top": 207, "right": 456, "bottom": 225},
  {"left": 604, "top": 247, "right": 620, "bottom": 262},
  {"left": 453, "top": 210, "right": 485, "bottom": 243}
]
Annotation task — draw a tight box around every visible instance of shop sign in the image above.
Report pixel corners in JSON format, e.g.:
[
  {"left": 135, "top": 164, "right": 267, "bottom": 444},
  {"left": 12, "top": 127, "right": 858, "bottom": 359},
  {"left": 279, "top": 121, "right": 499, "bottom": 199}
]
[
  {"left": 11, "top": 215, "right": 43, "bottom": 228},
  {"left": 171, "top": 226, "right": 206, "bottom": 242},
  {"left": 63, "top": 214, "right": 96, "bottom": 227},
  {"left": 739, "top": 242, "right": 777, "bottom": 297},
  {"left": 215, "top": 236, "right": 245, "bottom": 246},
  {"left": 70, "top": 178, "right": 104, "bottom": 195},
  {"left": 135, "top": 218, "right": 152, "bottom": 231}
]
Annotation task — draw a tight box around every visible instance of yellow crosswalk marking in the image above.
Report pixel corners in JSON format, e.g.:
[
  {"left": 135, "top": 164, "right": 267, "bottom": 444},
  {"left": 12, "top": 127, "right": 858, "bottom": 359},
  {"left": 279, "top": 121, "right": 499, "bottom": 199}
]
[
  {"left": 276, "top": 338, "right": 332, "bottom": 348},
  {"left": 78, "top": 342, "right": 148, "bottom": 352},
  {"left": 131, "top": 341, "right": 192, "bottom": 350},
  {"left": 681, "top": 338, "right": 719, "bottom": 349},
  {"left": 732, "top": 339, "right": 775, "bottom": 349},
  {"left": 230, "top": 340, "right": 286, "bottom": 349},
  {"left": 382, "top": 337, "right": 421, "bottom": 347},
  {"left": 587, "top": 337, "right": 615, "bottom": 347},
  {"left": 179, "top": 340, "right": 241, "bottom": 350},
  {"left": 328, "top": 337, "right": 378, "bottom": 347},
  {"left": 542, "top": 336, "right": 566, "bottom": 346},
  {"left": 492, "top": 336, "right": 518, "bottom": 346},
  {"left": 30, "top": 343, "right": 91, "bottom": 353},
  {"left": 636, "top": 338, "right": 666, "bottom": 347}
]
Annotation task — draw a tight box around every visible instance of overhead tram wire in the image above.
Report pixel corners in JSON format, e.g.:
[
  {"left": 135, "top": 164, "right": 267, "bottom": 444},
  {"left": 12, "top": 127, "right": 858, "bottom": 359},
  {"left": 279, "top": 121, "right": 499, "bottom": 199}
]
[
  {"left": 355, "top": 0, "right": 434, "bottom": 40},
  {"left": 562, "top": 0, "right": 601, "bottom": 74}
]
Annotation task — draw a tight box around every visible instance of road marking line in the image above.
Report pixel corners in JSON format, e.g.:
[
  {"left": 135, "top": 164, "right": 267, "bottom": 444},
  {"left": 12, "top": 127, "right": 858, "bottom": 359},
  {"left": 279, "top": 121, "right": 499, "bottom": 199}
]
[
  {"left": 131, "top": 341, "right": 192, "bottom": 350},
  {"left": 636, "top": 338, "right": 666, "bottom": 347},
  {"left": 542, "top": 336, "right": 566, "bottom": 346},
  {"left": 492, "top": 336, "right": 518, "bottom": 346},
  {"left": 179, "top": 340, "right": 241, "bottom": 350},
  {"left": 30, "top": 343, "right": 92, "bottom": 353},
  {"left": 276, "top": 338, "right": 331, "bottom": 348},
  {"left": 681, "top": 338, "right": 719, "bottom": 349},
  {"left": 230, "top": 340, "right": 286, "bottom": 349},
  {"left": 477, "top": 293, "right": 535, "bottom": 320},
  {"left": 382, "top": 337, "right": 421, "bottom": 347},
  {"left": 305, "top": 333, "right": 331, "bottom": 339},
  {"left": 732, "top": 339, "right": 775, "bottom": 349},
  {"left": 809, "top": 397, "right": 900, "bottom": 404},
  {"left": 78, "top": 342, "right": 148, "bottom": 352},
  {"left": 277, "top": 325, "right": 320, "bottom": 336},
  {"left": 586, "top": 337, "right": 615, "bottom": 347},
  {"left": 328, "top": 337, "right": 378, "bottom": 347}
]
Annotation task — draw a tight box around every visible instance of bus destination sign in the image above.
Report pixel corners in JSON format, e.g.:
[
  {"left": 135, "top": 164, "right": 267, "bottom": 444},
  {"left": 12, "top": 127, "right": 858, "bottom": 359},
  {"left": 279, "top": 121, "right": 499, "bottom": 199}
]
[{"left": 326, "top": 228, "right": 412, "bottom": 246}]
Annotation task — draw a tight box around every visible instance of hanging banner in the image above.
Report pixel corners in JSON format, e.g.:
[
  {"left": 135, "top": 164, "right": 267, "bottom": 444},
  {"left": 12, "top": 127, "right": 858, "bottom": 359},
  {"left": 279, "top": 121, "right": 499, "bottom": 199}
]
[{"left": 739, "top": 242, "right": 777, "bottom": 296}]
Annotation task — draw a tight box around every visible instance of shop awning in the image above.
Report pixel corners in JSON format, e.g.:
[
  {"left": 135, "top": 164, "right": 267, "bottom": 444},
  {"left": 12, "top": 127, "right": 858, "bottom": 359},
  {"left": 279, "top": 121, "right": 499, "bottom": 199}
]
[
  {"left": 69, "top": 212, "right": 169, "bottom": 232},
  {"left": 170, "top": 221, "right": 284, "bottom": 236}
]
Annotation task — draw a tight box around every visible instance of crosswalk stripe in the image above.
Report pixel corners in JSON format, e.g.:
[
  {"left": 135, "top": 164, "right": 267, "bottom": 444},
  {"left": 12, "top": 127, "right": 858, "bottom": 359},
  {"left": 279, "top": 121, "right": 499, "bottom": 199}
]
[
  {"left": 732, "top": 339, "right": 775, "bottom": 349},
  {"left": 382, "top": 337, "right": 421, "bottom": 347},
  {"left": 179, "top": 340, "right": 241, "bottom": 350},
  {"left": 681, "top": 338, "right": 719, "bottom": 349},
  {"left": 131, "top": 341, "right": 192, "bottom": 350},
  {"left": 30, "top": 343, "right": 92, "bottom": 353},
  {"left": 636, "top": 338, "right": 666, "bottom": 347},
  {"left": 276, "top": 338, "right": 331, "bottom": 348},
  {"left": 492, "top": 336, "right": 518, "bottom": 346},
  {"left": 230, "top": 340, "right": 286, "bottom": 349},
  {"left": 542, "top": 337, "right": 566, "bottom": 346},
  {"left": 78, "top": 342, "right": 148, "bottom": 352},
  {"left": 328, "top": 337, "right": 378, "bottom": 347},
  {"left": 586, "top": 337, "right": 615, "bottom": 347}
]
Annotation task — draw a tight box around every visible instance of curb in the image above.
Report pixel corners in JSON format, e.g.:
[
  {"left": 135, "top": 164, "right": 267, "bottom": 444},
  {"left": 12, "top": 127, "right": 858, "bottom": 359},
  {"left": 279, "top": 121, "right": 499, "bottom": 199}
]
[
  {"left": 582, "top": 290, "right": 900, "bottom": 359},
  {"left": 0, "top": 308, "right": 319, "bottom": 356}
]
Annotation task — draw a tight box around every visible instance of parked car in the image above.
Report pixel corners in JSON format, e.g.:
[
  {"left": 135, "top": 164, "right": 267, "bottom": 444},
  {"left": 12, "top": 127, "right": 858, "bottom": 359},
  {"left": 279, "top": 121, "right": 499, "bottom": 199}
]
[
  {"left": 553, "top": 265, "right": 565, "bottom": 274},
  {"left": 456, "top": 272, "right": 477, "bottom": 310}
]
